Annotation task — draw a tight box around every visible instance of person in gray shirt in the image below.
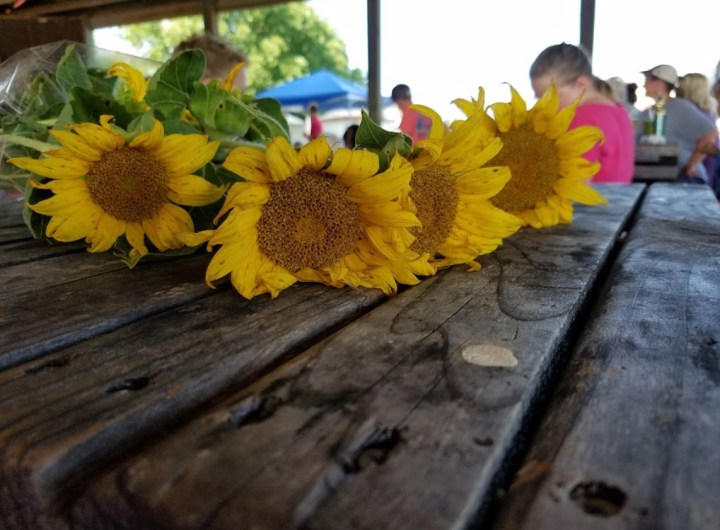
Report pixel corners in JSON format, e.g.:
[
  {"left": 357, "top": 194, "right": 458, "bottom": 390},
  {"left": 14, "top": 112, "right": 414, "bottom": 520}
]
[{"left": 641, "top": 64, "right": 718, "bottom": 183}]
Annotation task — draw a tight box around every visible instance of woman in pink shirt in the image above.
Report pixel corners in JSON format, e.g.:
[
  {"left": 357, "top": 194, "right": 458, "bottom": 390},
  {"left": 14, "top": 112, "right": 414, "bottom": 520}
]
[{"left": 529, "top": 43, "right": 635, "bottom": 184}]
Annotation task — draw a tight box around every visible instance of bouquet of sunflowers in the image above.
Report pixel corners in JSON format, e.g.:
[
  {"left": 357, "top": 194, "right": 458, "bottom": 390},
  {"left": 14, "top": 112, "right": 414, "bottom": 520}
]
[{"left": 0, "top": 41, "right": 607, "bottom": 301}]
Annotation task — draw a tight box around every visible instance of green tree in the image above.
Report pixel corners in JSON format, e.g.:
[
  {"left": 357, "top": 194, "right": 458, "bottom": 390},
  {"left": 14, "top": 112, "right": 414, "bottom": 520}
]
[{"left": 120, "top": 3, "right": 364, "bottom": 93}]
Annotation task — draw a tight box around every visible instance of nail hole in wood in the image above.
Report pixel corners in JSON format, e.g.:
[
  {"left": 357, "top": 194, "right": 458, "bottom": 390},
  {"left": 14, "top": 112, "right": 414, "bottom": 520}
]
[
  {"left": 569, "top": 481, "right": 626, "bottom": 516},
  {"left": 106, "top": 376, "right": 151, "bottom": 393},
  {"left": 25, "top": 357, "right": 70, "bottom": 375}
]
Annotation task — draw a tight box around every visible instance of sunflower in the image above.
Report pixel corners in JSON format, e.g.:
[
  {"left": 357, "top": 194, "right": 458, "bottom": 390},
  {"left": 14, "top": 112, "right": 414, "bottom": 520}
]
[
  {"left": 399, "top": 92, "right": 523, "bottom": 271},
  {"left": 480, "top": 83, "right": 607, "bottom": 228},
  {"left": 9, "top": 115, "right": 224, "bottom": 261},
  {"left": 219, "top": 61, "right": 246, "bottom": 92},
  {"left": 192, "top": 135, "right": 421, "bottom": 299},
  {"left": 107, "top": 62, "right": 149, "bottom": 103}
]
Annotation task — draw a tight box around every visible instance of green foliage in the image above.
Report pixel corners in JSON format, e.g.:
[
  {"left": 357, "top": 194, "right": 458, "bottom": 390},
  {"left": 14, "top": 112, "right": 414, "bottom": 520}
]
[
  {"left": 1, "top": 42, "right": 291, "bottom": 267},
  {"left": 145, "top": 49, "right": 206, "bottom": 118},
  {"left": 119, "top": 3, "right": 364, "bottom": 93},
  {"left": 355, "top": 110, "right": 413, "bottom": 172}
]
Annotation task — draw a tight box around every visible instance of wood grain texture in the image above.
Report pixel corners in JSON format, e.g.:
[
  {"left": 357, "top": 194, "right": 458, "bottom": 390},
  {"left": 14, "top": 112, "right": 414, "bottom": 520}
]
[
  {"left": 0, "top": 281, "right": 385, "bottom": 530},
  {"left": 66, "top": 185, "right": 644, "bottom": 530},
  {"left": 0, "top": 253, "right": 216, "bottom": 370},
  {"left": 0, "top": 198, "right": 25, "bottom": 228},
  {"left": 491, "top": 183, "right": 720, "bottom": 530}
]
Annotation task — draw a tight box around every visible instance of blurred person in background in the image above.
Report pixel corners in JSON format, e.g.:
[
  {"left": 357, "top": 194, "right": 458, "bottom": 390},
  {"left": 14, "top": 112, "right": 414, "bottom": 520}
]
[
  {"left": 676, "top": 72, "right": 719, "bottom": 187},
  {"left": 174, "top": 34, "right": 248, "bottom": 90},
  {"left": 641, "top": 64, "right": 718, "bottom": 184},
  {"left": 530, "top": 42, "right": 635, "bottom": 183}
]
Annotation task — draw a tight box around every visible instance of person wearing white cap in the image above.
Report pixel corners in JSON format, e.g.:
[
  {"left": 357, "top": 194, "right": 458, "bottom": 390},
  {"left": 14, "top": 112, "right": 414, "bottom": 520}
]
[{"left": 641, "top": 64, "right": 719, "bottom": 183}]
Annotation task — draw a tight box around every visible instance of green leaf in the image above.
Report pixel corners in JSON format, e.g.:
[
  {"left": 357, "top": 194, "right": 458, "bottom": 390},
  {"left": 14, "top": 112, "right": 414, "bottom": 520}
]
[
  {"left": 355, "top": 109, "right": 412, "bottom": 172},
  {"left": 145, "top": 49, "right": 206, "bottom": 117},
  {"left": 87, "top": 67, "right": 118, "bottom": 98},
  {"left": 17, "top": 72, "right": 67, "bottom": 119},
  {"left": 55, "top": 44, "right": 93, "bottom": 94},
  {"left": 22, "top": 179, "right": 53, "bottom": 240},
  {"left": 160, "top": 119, "right": 203, "bottom": 135},
  {"left": 189, "top": 82, "right": 251, "bottom": 137},
  {"left": 68, "top": 87, "right": 135, "bottom": 128}
]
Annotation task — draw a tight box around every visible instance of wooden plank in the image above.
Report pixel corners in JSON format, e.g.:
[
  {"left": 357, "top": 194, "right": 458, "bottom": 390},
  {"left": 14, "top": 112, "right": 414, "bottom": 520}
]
[
  {"left": 0, "top": 224, "right": 32, "bottom": 244},
  {"left": 0, "top": 253, "right": 215, "bottom": 369},
  {"left": 0, "top": 197, "right": 25, "bottom": 228},
  {"left": 0, "top": 251, "right": 126, "bottom": 300},
  {"left": 633, "top": 164, "right": 677, "bottom": 182},
  {"left": 490, "top": 183, "right": 720, "bottom": 530},
  {"left": 0, "top": 281, "right": 384, "bottom": 530},
  {"left": 0, "top": 239, "right": 89, "bottom": 268},
  {"left": 68, "top": 185, "right": 645, "bottom": 530},
  {"left": 634, "top": 143, "right": 680, "bottom": 161}
]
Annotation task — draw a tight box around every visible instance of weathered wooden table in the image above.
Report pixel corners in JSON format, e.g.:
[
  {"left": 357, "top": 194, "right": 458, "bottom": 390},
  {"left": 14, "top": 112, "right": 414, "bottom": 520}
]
[
  {"left": 634, "top": 143, "right": 679, "bottom": 182},
  {"left": 1, "top": 183, "right": 719, "bottom": 530}
]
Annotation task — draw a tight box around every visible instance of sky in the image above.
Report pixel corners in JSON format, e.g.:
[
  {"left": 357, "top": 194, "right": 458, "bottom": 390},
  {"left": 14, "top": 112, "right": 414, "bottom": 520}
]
[
  {"left": 95, "top": 0, "right": 720, "bottom": 122},
  {"left": 306, "top": 0, "right": 720, "bottom": 120}
]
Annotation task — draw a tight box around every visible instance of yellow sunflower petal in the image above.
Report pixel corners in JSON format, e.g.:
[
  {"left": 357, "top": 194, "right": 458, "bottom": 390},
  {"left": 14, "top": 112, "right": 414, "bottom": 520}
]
[
  {"left": 216, "top": 181, "right": 269, "bottom": 221},
  {"left": 154, "top": 134, "right": 219, "bottom": 177},
  {"left": 108, "top": 62, "right": 148, "bottom": 101},
  {"left": 209, "top": 207, "right": 261, "bottom": 247},
  {"left": 230, "top": 243, "right": 264, "bottom": 299},
  {"left": 206, "top": 243, "right": 244, "bottom": 286},
  {"left": 67, "top": 120, "right": 125, "bottom": 153},
  {"left": 167, "top": 175, "right": 225, "bottom": 206},
  {"left": 87, "top": 212, "right": 126, "bottom": 253},
  {"left": 266, "top": 136, "right": 303, "bottom": 182},
  {"left": 142, "top": 203, "right": 193, "bottom": 251},
  {"left": 179, "top": 229, "right": 214, "bottom": 248},
  {"left": 261, "top": 268, "right": 298, "bottom": 298},
  {"left": 535, "top": 203, "right": 559, "bottom": 226},
  {"left": 489, "top": 102, "right": 513, "bottom": 133},
  {"left": 556, "top": 126, "right": 604, "bottom": 159},
  {"left": 518, "top": 209, "right": 543, "bottom": 228},
  {"left": 29, "top": 187, "right": 92, "bottom": 216},
  {"left": 410, "top": 104, "right": 445, "bottom": 141},
  {"left": 45, "top": 207, "right": 96, "bottom": 242},
  {"left": 125, "top": 222, "right": 149, "bottom": 257},
  {"left": 48, "top": 130, "right": 103, "bottom": 162},
  {"left": 547, "top": 194, "right": 574, "bottom": 223},
  {"left": 553, "top": 179, "right": 608, "bottom": 206},
  {"left": 129, "top": 118, "right": 164, "bottom": 151},
  {"left": 559, "top": 157, "right": 601, "bottom": 180},
  {"left": 224, "top": 147, "right": 271, "bottom": 183},
  {"left": 298, "top": 137, "right": 331, "bottom": 170},
  {"left": 528, "top": 82, "right": 560, "bottom": 135},
  {"left": 358, "top": 266, "right": 397, "bottom": 295},
  {"left": 547, "top": 96, "right": 580, "bottom": 140},
  {"left": 453, "top": 97, "right": 476, "bottom": 118},
  {"left": 8, "top": 155, "right": 89, "bottom": 179},
  {"left": 455, "top": 166, "right": 511, "bottom": 198},
  {"left": 220, "top": 61, "right": 245, "bottom": 92},
  {"left": 359, "top": 202, "right": 421, "bottom": 227},
  {"left": 509, "top": 85, "right": 528, "bottom": 129},
  {"left": 327, "top": 148, "right": 379, "bottom": 187},
  {"left": 346, "top": 157, "right": 413, "bottom": 204}
]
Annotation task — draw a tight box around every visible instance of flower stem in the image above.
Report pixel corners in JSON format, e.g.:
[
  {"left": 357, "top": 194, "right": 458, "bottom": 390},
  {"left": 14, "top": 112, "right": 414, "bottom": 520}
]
[{"left": 0, "top": 134, "right": 55, "bottom": 153}]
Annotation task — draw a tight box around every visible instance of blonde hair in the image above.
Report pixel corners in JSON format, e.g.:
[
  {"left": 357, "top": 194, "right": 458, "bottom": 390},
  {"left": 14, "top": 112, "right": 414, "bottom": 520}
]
[
  {"left": 677, "top": 73, "right": 716, "bottom": 116},
  {"left": 173, "top": 34, "right": 247, "bottom": 80}
]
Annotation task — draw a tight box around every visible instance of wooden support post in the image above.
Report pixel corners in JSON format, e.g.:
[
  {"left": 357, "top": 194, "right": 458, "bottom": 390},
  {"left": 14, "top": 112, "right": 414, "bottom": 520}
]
[
  {"left": 366, "top": 0, "right": 381, "bottom": 124},
  {"left": 202, "top": 0, "right": 218, "bottom": 37}
]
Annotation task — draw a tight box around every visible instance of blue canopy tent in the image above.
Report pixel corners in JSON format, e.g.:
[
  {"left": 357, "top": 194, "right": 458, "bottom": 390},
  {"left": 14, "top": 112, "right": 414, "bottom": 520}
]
[{"left": 256, "top": 69, "right": 389, "bottom": 112}]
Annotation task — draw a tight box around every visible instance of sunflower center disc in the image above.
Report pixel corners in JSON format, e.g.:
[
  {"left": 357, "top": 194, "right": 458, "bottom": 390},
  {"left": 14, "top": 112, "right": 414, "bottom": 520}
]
[
  {"left": 409, "top": 164, "right": 458, "bottom": 255},
  {"left": 257, "top": 168, "right": 362, "bottom": 271},
  {"left": 490, "top": 126, "right": 560, "bottom": 212},
  {"left": 87, "top": 147, "right": 168, "bottom": 222}
]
